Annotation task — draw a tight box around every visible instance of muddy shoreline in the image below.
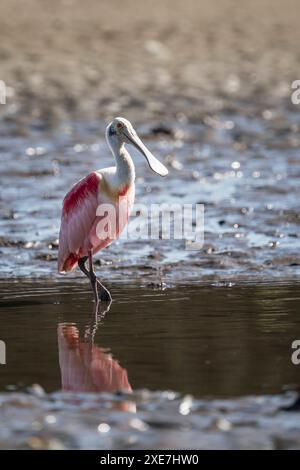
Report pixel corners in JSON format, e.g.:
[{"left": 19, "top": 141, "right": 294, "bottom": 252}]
[
  {"left": 1, "top": 110, "right": 300, "bottom": 283},
  {"left": 1, "top": 280, "right": 300, "bottom": 450},
  {"left": 1, "top": 390, "right": 300, "bottom": 450},
  {"left": 0, "top": 0, "right": 300, "bottom": 126},
  {"left": 1, "top": 0, "right": 300, "bottom": 450},
  {"left": 1, "top": 0, "right": 300, "bottom": 283}
]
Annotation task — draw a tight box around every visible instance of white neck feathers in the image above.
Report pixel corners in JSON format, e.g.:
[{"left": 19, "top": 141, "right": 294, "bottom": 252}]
[{"left": 107, "top": 137, "right": 135, "bottom": 187}]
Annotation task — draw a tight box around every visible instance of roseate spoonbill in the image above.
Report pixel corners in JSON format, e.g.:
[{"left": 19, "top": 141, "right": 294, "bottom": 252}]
[
  {"left": 58, "top": 117, "right": 168, "bottom": 302},
  {"left": 58, "top": 303, "right": 136, "bottom": 411}
]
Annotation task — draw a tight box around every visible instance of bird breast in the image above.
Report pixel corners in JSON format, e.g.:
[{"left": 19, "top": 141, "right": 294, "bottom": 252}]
[{"left": 99, "top": 169, "right": 135, "bottom": 203}]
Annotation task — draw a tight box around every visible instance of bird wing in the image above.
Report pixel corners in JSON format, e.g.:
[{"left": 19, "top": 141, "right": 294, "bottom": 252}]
[
  {"left": 58, "top": 171, "right": 102, "bottom": 273},
  {"left": 57, "top": 324, "right": 132, "bottom": 394}
]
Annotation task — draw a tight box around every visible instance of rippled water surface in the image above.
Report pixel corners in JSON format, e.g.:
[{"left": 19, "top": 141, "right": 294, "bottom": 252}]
[
  {"left": 1, "top": 281, "right": 300, "bottom": 396},
  {"left": 0, "top": 281, "right": 300, "bottom": 449},
  {"left": 2, "top": 0, "right": 300, "bottom": 450},
  {"left": 1, "top": 111, "right": 300, "bottom": 283},
  {"left": 1, "top": 89, "right": 300, "bottom": 450}
]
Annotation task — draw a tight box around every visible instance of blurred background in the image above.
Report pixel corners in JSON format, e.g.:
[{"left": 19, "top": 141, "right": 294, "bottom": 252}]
[
  {"left": 0, "top": 0, "right": 299, "bottom": 125},
  {"left": 1, "top": 1, "right": 300, "bottom": 450},
  {"left": 1, "top": 0, "right": 300, "bottom": 281}
]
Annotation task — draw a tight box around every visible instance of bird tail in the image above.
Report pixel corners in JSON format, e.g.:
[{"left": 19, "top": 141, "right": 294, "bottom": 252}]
[{"left": 58, "top": 253, "right": 79, "bottom": 273}]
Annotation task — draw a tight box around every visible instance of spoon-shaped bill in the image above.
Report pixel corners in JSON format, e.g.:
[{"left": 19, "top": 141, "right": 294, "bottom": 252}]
[{"left": 124, "top": 130, "right": 168, "bottom": 177}]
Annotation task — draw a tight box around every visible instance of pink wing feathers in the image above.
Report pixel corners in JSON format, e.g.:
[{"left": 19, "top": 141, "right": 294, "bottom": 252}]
[
  {"left": 58, "top": 171, "right": 135, "bottom": 273},
  {"left": 58, "top": 172, "right": 102, "bottom": 273},
  {"left": 58, "top": 324, "right": 133, "bottom": 394}
]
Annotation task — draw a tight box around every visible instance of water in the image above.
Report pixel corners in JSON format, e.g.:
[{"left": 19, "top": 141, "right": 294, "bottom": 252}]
[
  {"left": 1, "top": 281, "right": 300, "bottom": 396},
  {"left": 1, "top": 280, "right": 300, "bottom": 449},
  {"left": 1, "top": 87, "right": 300, "bottom": 449},
  {"left": 1, "top": 111, "right": 300, "bottom": 283},
  {"left": 1, "top": 0, "right": 300, "bottom": 448},
  {"left": 1, "top": 113, "right": 300, "bottom": 447}
]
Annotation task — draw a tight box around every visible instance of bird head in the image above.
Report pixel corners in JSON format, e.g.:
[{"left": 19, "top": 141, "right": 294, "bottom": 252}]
[{"left": 106, "top": 117, "right": 168, "bottom": 177}]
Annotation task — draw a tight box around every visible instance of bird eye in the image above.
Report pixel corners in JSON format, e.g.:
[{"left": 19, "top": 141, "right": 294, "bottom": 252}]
[
  {"left": 108, "top": 125, "right": 116, "bottom": 136},
  {"left": 117, "top": 123, "right": 123, "bottom": 129}
]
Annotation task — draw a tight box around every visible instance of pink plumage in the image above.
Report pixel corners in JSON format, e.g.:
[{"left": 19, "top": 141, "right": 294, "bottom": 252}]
[
  {"left": 57, "top": 117, "right": 167, "bottom": 302},
  {"left": 58, "top": 171, "right": 134, "bottom": 273},
  {"left": 58, "top": 324, "right": 132, "bottom": 394},
  {"left": 58, "top": 172, "right": 101, "bottom": 272}
]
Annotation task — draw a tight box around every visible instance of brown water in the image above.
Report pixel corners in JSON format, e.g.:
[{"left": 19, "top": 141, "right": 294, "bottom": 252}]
[
  {"left": 1, "top": 0, "right": 300, "bottom": 449},
  {"left": 1, "top": 65, "right": 300, "bottom": 450},
  {"left": 1, "top": 280, "right": 300, "bottom": 449},
  {"left": 1, "top": 280, "right": 300, "bottom": 396}
]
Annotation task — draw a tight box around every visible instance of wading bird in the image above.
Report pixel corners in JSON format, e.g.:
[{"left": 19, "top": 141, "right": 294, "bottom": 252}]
[{"left": 58, "top": 117, "right": 168, "bottom": 303}]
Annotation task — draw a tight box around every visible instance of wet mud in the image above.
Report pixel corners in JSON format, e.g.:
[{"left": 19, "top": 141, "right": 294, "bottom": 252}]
[
  {"left": 1, "top": 282, "right": 300, "bottom": 449},
  {"left": 1, "top": 0, "right": 300, "bottom": 450}
]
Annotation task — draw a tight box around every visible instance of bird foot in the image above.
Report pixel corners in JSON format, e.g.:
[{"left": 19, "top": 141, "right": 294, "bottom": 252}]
[{"left": 96, "top": 280, "right": 112, "bottom": 302}]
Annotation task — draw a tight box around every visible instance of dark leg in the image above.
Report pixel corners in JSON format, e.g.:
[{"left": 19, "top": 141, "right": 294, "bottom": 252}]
[
  {"left": 78, "top": 256, "right": 89, "bottom": 276},
  {"left": 78, "top": 254, "right": 111, "bottom": 302},
  {"left": 88, "top": 251, "right": 112, "bottom": 302},
  {"left": 79, "top": 256, "right": 98, "bottom": 303}
]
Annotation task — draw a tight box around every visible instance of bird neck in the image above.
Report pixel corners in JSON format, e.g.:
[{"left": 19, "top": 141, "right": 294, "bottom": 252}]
[{"left": 110, "top": 140, "right": 135, "bottom": 188}]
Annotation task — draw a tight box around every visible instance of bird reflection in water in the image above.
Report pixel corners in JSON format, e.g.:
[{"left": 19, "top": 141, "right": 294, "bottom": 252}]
[{"left": 57, "top": 301, "right": 135, "bottom": 411}]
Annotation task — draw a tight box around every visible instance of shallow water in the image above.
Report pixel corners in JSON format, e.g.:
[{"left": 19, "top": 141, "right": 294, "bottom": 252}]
[
  {"left": 1, "top": 86, "right": 300, "bottom": 450},
  {"left": 1, "top": 109, "right": 300, "bottom": 283},
  {"left": 1, "top": 280, "right": 300, "bottom": 396},
  {"left": 1, "top": 280, "right": 300, "bottom": 449},
  {"left": 1, "top": 0, "right": 300, "bottom": 449}
]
